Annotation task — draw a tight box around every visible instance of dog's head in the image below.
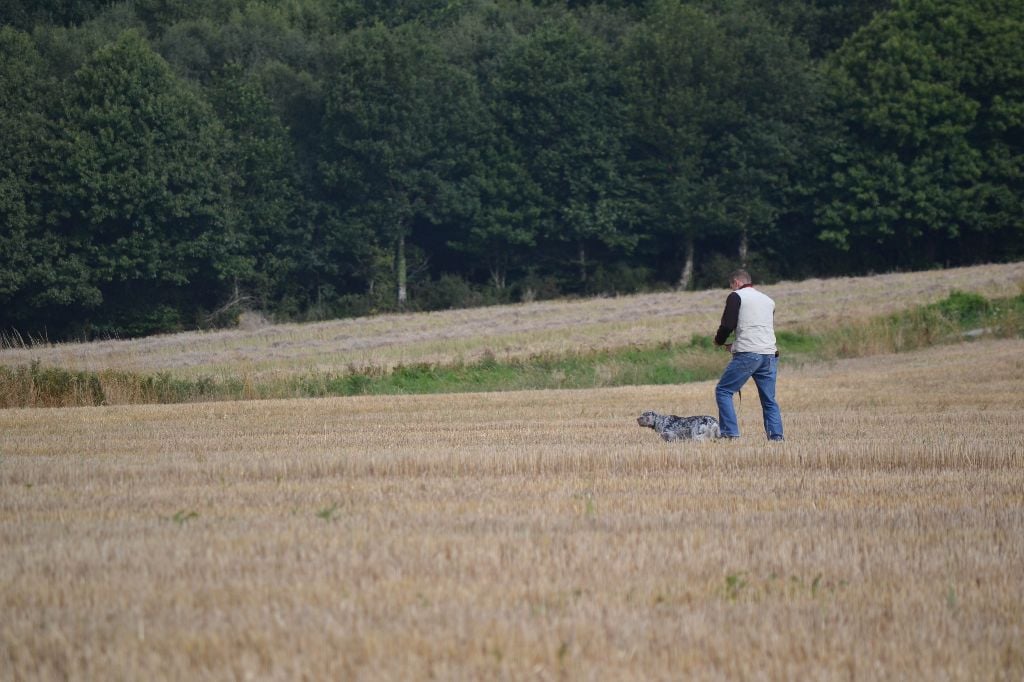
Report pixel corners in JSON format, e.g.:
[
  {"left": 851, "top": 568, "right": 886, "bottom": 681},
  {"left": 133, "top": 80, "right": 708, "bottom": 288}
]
[{"left": 636, "top": 411, "right": 659, "bottom": 428}]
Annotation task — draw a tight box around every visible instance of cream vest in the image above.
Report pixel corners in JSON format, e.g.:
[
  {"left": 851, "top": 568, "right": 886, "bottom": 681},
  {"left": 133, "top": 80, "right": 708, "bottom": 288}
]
[{"left": 733, "top": 287, "right": 777, "bottom": 354}]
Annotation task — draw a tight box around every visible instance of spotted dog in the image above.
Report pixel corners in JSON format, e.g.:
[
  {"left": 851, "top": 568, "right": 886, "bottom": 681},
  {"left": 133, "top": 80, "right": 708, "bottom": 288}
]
[{"left": 637, "top": 411, "right": 721, "bottom": 442}]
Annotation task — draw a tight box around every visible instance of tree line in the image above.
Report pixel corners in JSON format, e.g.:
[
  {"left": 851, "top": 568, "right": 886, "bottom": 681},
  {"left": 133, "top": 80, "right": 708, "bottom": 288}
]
[{"left": 1, "top": 0, "right": 1021, "bottom": 339}]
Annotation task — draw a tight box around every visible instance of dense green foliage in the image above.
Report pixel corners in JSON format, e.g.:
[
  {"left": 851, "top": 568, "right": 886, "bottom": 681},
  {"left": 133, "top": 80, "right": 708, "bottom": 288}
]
[{"left": 1, "top": 0, "right": 1022, "bottom": 339}]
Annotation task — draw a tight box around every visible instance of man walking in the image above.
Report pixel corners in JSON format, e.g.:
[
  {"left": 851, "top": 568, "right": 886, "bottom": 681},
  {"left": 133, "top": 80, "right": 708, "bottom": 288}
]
[{"left": 713, "top": 269, "right": 784, "bottom": 441}]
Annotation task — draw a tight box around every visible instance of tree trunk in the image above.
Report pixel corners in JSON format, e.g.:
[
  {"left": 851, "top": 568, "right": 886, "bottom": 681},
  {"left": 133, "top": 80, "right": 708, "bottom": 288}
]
[
  {"left": 489, "top": 252, "right": 506, "bottom": 290},
  {"left": 490, "top": 267, "right": 506, "bottom": 291},
  {"left": 396, "top": 234, "right": 407, "bottom": 308},
  {"left": 578, "top": 241, "right": 587, "bottom": 286},
  {"left": 739, "top": 228, "right": 749, "bottom": 267},
  {"left": 677, "top": 235, "right": 695, "bottom": 290}
]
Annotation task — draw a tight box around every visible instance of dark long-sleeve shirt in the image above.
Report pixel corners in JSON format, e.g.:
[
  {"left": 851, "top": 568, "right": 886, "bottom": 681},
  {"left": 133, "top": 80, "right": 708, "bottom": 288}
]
[{"left": 714, "top": 289, "right": 745, "bottom": 346}]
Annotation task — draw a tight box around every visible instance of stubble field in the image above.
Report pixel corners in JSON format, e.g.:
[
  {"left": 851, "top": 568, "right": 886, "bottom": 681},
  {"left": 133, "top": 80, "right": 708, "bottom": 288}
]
[{"left": 2, "top": 336, "right": 1023, "bottom": 680}]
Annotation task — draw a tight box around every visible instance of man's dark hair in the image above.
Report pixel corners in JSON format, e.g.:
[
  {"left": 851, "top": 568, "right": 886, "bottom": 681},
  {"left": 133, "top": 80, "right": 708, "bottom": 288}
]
[{"left": 729, "top": 269, "right": 752, "bottom": 285}]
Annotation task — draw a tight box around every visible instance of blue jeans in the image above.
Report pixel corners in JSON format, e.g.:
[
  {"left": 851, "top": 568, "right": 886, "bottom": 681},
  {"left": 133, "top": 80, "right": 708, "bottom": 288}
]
[{"left": 715, "top": 352, "right": 784, "bottom": 440}]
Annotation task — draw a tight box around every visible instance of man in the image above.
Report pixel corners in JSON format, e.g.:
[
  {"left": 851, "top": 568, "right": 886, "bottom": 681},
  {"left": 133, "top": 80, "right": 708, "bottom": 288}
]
[{"left": 713, "top": 269, "right": 784, "bottom": 441}]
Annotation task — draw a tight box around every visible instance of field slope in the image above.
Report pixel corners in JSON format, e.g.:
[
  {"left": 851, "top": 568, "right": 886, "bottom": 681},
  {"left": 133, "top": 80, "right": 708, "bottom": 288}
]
[
  {"left": 3, "top": 261, "right": 1023, "bottom": 379},
  {"left": 2, "top": 337, "right": 1022, "bottom": 679}
]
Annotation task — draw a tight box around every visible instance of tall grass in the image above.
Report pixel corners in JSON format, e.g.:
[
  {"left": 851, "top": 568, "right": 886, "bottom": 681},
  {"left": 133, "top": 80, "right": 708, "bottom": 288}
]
[
  {"left": 0, "top": 362, "right": 233, "bottom": 409},
  {"left": 2, "top": 291, "right": 1022, "bottom": 409},
  {"left": 818, "top": 289, "right": 1024, "bottom": 358}
]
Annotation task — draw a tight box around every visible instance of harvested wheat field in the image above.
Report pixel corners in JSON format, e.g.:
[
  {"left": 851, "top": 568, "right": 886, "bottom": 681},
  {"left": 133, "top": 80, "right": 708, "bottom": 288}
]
[
  {"left": 3, "top": 261, "right": 1023, "bottom": 378},
  {"left": 2, "top": 338, "right": 1024, "bottom": 680}
]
